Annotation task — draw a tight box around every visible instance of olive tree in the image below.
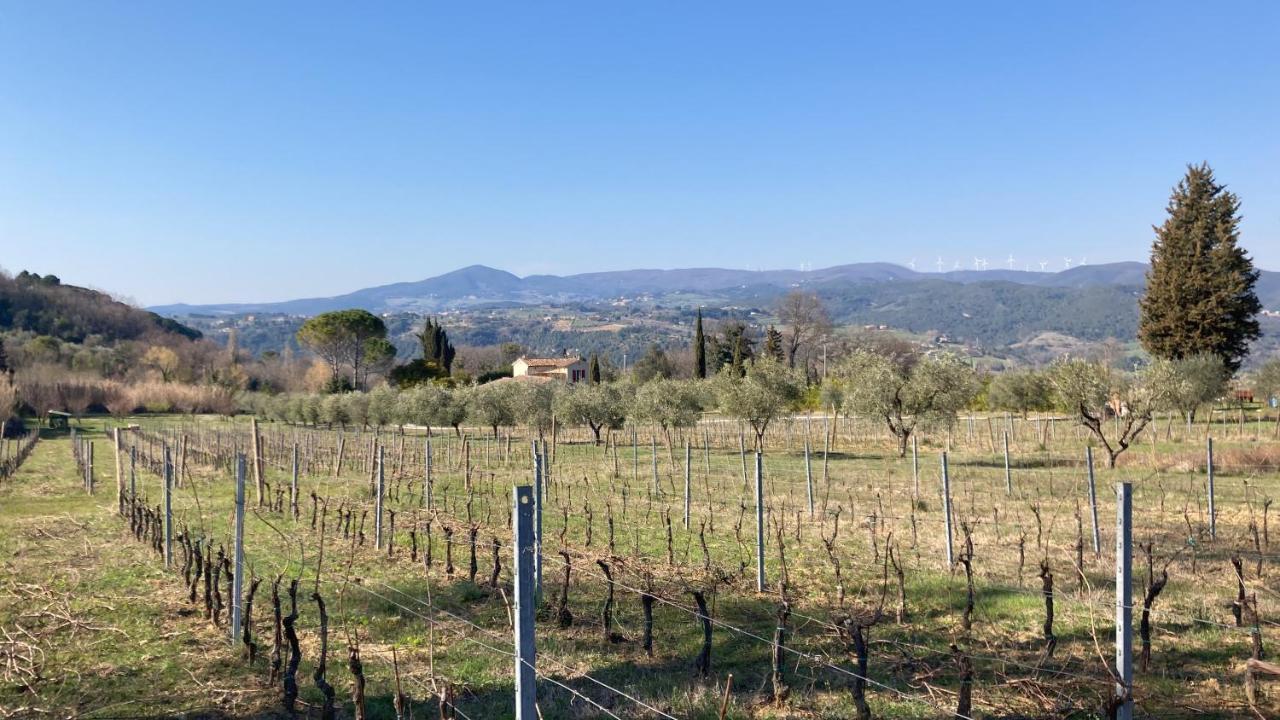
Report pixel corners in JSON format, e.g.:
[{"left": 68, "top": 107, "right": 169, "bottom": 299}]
[
  {"left": 833, "top": 350, "right": 978, "bottom": 457},
  {"left": 1255, "top": 356, "right": 1280, "bottom": 405},
  {"left": 1050, "top": 357, "right": 1169, "bottom": 468},
  {"left": 713, "top": 358, "right": 805, "bottom": 449},
  {"left": 398, "top": 384, "right": 466, "bottom": 436},
  {"left": 343, "top": 391, "right": 371, "bottom": 429},
  {"left": 986, "top": 369, "right": 1054, "bottom": 417},
  {"left": 466, "top": 381, "right": 519, "bottom": 439},
  {"left": 367, "top": 385, "right": 399, "bottom": 428},
  {"left": 320, "top": 393, "right": 350, "bottom": 429},
  {"left": 1152, "top": 353, "right": 1227, "bottom": 426},
  {"left": 631, "top": 378, "right": 704, "bottom": 448},
  {"left": 511, "top": 380, "right": 558, "bottom": 437},
  {"left": 555, "top": 381, "right": 629, "bottom": 445}
]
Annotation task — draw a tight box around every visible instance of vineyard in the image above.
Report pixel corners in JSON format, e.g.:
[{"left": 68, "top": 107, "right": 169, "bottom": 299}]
[{"left": 4, "top": 411, "right": 1280, "bottom": 719}]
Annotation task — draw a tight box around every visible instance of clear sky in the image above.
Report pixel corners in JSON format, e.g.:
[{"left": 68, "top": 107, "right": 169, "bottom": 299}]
[{"left": 1, "top": 2, "right": 1277, "bottom": 306}]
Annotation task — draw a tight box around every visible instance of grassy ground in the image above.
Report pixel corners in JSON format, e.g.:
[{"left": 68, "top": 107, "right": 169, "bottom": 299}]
[
  {"left": 3, "top": 414, "right": 1279, "bottom": 719},
  {"left": 0, "top": 426, "right": 276, "bottom": 718}
]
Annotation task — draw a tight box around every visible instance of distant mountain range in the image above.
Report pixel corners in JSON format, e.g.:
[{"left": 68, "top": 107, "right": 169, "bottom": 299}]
[
  {"left": 148, "top": 261, "right": 1280, "bottom": 363},
  {"left": 152, "top": 260, "right": 1276, "bottom": 317}
]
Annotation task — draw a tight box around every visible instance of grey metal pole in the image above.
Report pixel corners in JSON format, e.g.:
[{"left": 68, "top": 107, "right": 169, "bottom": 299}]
[
  {"left": 941, "top": 452, "right": 954, "bottom": 568},
  {"left": 911, "top": 433, "right": 920, "bottom": 498},
  {"left": 804, "top": 439, "right": 814, "bottom": 517},
  {"left": 512, "top": 485, "right": 537, "bottom": 720},
  {"left": 651, "top": 435, "right": 660, "bottom": 495},
  {"left": 424, "top": 437, "right": 433, "bottom": 510},
  {"left": 1003, "top": 431, "right": 1012, "bottom": 496},
  {"left": 87, "top": 441, "right": 94, "bottom": 494},
  {"left": 755, "top": 450, "right": 766, "bottom": 592},
  {"left": 534, "top": 450, "right": 543, "bottom": 604},
  {"left": 1087, "top": 446, "right": 1101, "bottom": 556},
  {"left": 1115, "top": 482, "right": 1133, "bottom": 720},
  {"left": 683, "top": 441, "right": 691, "bottom": 530},
  {"left": 290, "top": 443, "right": 299, "bottom": 521},
  {"left": 114, "top": 428, "right": 123, "bottom": 514},
  {"left": 231, "top": 453, "right": 246, "bottom": 643},
  {"left": 703, "top": 428, "right": 712, "bottom": 478},
  {"left": 129, "top": 445, "right": 136, "bottom": 500},
  {"left": 163, "top": 445, "right": 173, "bottom": 568},
  {"left": 374, "top": 445, "right": 384, "bottom": 550},
  {"left": 1203, "top": 430, "right": 1213, "bottom": 538}
]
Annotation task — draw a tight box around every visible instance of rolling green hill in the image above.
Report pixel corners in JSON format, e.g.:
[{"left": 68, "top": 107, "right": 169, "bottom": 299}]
[{"left": 0, "top": 271, "right": 201, "bottom": 344}]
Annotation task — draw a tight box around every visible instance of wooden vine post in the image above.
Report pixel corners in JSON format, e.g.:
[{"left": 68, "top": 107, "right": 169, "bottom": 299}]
[
  {"left": 163, "top": 444, "right": 173, "bottom": 568},
  {"left": 1002, "top": 430, "right": 1012, "bottom": 496},
  {"left": 1086, "top": 446, "right": 1101, "bottom": 556},
  {"left": 684, "top": 441, "right": 692, "bottom": 530},
  {"left": 114, "top": 427, "right": 124, "bottom": 514},
  {"left": 941, "top": 452, "right": 954, "bottom": 568},
  {"left": 290, "top": 443, "right": 299, "bottom": 521},
  {"left": 1207, "top": 437, "right": 1216, "bottom": 541},
  {"left": 423, "top": 437, "right": 433, "bottom": 510},
  {"left": 231, "top": 453, "right": 246, "bottom": 644},
  {"left": 374, "top": 445, "right": 384, "bottom": 550},
  {"left": 250, "top": 418, "right": 264, "bottom": 508}
]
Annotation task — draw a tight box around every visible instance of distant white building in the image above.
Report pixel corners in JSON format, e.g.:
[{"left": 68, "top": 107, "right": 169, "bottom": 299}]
[{"left": 512, "top": 356, "right": 589, "bottom": 384}]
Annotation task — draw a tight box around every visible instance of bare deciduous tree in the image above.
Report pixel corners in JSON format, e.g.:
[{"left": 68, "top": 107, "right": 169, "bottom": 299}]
[{"left": 777, "top": 291, "right": 832, "bottom": 369}]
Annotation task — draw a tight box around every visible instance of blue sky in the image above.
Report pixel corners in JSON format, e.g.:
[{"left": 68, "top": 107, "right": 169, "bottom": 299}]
[{"left": 1, "top": 2, "right": 1277, "bottom": 306}]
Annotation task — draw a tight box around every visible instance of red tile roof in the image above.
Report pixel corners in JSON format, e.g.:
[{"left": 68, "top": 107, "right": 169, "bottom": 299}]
[{"left": 518, "top": 357, "right": 582, "bottom": 368}]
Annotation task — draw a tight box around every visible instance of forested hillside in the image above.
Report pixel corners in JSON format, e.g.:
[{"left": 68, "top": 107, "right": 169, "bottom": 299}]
[
  {"left": 808, "top": 279, "right": 1142, "bottom": 346},
  {"left": 0, "top": 271, "right": 200, "bottom": 343}
]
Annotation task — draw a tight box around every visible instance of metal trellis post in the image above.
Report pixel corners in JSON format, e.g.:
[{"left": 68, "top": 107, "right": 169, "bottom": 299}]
[{"left": 513, "top": 485, "right": 537, "bottom": 719}]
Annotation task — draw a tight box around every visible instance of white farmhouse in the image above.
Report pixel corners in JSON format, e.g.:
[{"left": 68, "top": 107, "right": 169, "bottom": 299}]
[{"left": 512, "top": 356, "right": 589, "bottom": 384}]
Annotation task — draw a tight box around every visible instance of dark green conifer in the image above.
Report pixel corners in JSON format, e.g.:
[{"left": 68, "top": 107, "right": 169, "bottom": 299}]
[
  {"left": 1139, "top": 163, "right": 1260, "bottom": 371},
  {"left": 694, "top": 309, "right": 706, "bottom": 379}
]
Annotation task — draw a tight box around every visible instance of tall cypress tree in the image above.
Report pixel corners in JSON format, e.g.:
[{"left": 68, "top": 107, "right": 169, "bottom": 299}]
[
  {"left": 438, "top": 325, "right": 456, "bottom": 373},
  {"left": 694, "top": 309, "right": 706, "bottom": 379},
  {"left": 415, "top": 318, "right": 456, "bottom": 375},
  {"left": 1139, "top": 163, "right": 1260, "bottom": 372},
  {"left": 764, "top": 325, "right": 784, "bottom": 362},
  {"left": 589, "top": 353, "right": 602, "bottom": 384},
  {"left": 730, "top": 336, "right": 745, "bottom": 377},
  {"left": 418, "top": 319, "right": 440, "bottom": 363}
]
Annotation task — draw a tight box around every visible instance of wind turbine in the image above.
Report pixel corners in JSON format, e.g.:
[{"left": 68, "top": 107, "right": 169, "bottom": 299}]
[
  {"left": 936, "top": 257, "right": 944, "bottom": 273},
  {"left": 1079, "top": 255, "right": 1087, "bottom": 266},
  {"left": 973, "top": 257, "right": 982, "bottom": 271},
  {"left": 1063, "top": 257, "right": 1073, "bottom": 270},
  {"left": 907, "top": 258, "right": 917, "bottom": 270},
  {"left": 1006, "top": 254, "right": 1016, "bottom": 270},
  {"left": 1038, "top": 260, "right": 1049, "bottom": 271}
]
